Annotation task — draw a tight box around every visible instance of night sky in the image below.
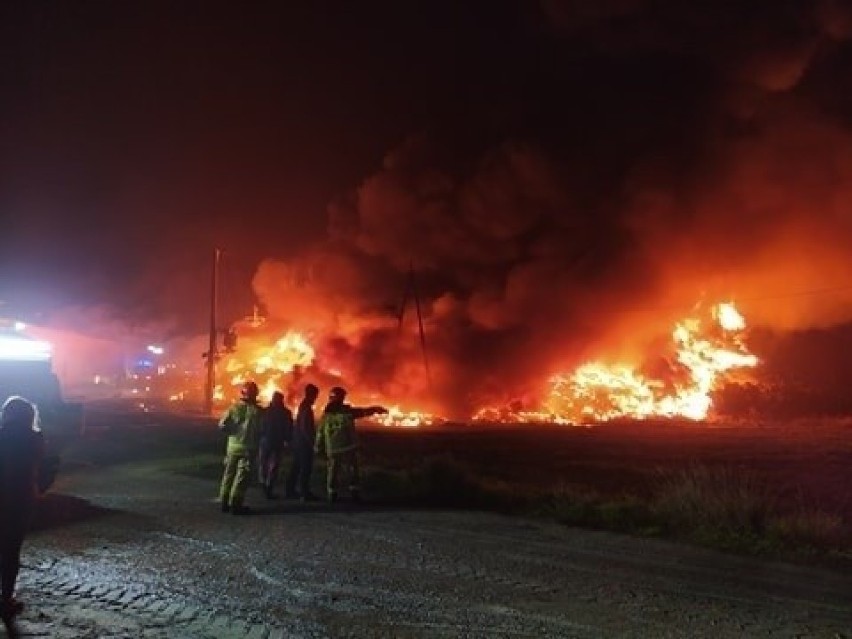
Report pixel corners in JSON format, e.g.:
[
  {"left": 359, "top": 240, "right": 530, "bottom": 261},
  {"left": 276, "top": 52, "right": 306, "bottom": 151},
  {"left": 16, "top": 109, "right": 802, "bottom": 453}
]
[
  {"left": 2, "top": 0, "right": 852, "bottom": 373},
  {"left": 1, "top": 1, "right": 551, "bottom": 324}
]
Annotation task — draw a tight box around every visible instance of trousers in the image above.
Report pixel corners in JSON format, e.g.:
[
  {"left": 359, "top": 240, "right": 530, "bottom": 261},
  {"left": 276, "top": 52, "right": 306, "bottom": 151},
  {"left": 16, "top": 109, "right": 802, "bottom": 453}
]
[
  {"left": 326, "top": 450, "right": 360, "bottom": 496},
  {"left": 219, "top": 453, "right": 253, "bottom": 507},
  {"left": 258, "top": 444, "right": 284, "bottom": 492},
  {"left": 286, "top": 445, "right": 314, "bottom": 497}
]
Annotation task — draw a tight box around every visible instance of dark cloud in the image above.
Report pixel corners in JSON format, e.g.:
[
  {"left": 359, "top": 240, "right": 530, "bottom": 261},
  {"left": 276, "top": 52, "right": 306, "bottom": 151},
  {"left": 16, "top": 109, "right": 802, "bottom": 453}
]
[{"left": 539, "top": 0, "right": 847, "bottom": 99}]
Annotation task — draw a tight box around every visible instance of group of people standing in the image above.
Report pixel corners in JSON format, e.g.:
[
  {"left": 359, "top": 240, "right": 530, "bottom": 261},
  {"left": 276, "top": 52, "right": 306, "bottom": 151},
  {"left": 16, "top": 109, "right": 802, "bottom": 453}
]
[{"left": 218, "top": 381, "right": 387, "bottom": 515}]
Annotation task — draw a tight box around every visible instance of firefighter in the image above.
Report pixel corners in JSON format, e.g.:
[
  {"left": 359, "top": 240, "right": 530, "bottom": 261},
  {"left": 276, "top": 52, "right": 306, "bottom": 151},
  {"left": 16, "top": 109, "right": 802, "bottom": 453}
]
[
  {"left": 285, "top": 383, "right": 319, "bottom": 501},
  {"left": 315, "top": 386, "right": 387, "bottom": 503},
  {"left": 0, "top": 396, "right": 45, "bottom": 626},
  {"left": 218, "top": 380, "right": 263, "bottom": 515},
  {"left": 258, "top": 390, "right": 293, "bottom": 499}
]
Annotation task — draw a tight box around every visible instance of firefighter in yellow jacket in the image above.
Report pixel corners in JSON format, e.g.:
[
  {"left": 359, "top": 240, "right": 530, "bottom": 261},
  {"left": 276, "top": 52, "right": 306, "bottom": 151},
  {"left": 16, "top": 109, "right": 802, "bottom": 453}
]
[
  {"left": 218, "top": 380, "right": 263, "bottom": 515},
  {"left": 315, "top": 386, "right": 387, "bottom": 502}
]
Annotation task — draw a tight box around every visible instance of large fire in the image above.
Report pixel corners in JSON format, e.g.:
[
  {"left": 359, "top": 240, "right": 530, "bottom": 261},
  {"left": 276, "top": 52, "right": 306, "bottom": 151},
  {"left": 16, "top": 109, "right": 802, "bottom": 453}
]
[
  {"left": 209, "top": 329, "right": 437, "bottom": 427},
  {"left": 218, "top": 331, "right": 315, "bottom": 403},
  {"left": 174, "top": 301, "right": 757, "bottom": 427},
  {"left": 474, "top": 302, "right": 758, "bottom": 424}
]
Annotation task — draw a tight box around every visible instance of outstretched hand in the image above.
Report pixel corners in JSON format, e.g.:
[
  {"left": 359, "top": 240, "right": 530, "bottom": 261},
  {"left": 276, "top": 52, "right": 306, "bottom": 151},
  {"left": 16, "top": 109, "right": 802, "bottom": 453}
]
[{"left": 370, "top": 405, "right": 389, "bottom": 415}]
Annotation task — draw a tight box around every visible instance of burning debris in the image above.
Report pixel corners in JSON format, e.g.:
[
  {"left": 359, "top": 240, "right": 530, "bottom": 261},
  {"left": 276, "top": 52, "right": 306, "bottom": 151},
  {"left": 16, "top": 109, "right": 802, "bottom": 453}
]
[
  {"left": 474, "top": 302, "right": 757, "bottom": 424},
  {"left": 549, "top": 302, "right": 756, "bottom": 422},
  {"left": 201, "top": 325, "right": 438, "bottom": 428},
  {"left": 220, "top": 331, "right": 315, "bottom": 403},
  {"left": 188, "top": 300, "right": 756, "bottom": 427}
]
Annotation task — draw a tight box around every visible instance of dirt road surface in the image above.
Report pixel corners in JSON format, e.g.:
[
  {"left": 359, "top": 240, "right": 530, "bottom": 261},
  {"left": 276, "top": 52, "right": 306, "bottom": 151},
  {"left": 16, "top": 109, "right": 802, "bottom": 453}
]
[{"left": 7, "top": 418, "right": 852, "bottom": 638}]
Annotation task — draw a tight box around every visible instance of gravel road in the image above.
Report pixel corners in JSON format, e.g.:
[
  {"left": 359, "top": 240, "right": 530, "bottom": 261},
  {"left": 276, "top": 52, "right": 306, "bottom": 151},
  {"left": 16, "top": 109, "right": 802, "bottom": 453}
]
[{"left": 7, "top": 430, "right": 852, "bottom": 638}]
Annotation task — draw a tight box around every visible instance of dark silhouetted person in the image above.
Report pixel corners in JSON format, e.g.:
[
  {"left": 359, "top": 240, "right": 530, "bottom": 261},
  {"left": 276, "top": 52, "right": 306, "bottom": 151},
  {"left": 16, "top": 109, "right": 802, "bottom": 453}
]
[
  {"left": 0, "top": 396, "right": 45, "bottom": 627},
  {"left": 258, "top": 391, "right": 293, "bottom": 499},
  {"left": 285, "top": 384, "right": 319, "bottom": 501},
  {"left": 218, "top": 380, "right": 263, "bottom": 515},
  {"left": 315, "top": 386, "right": 387, "bottom": 503}
]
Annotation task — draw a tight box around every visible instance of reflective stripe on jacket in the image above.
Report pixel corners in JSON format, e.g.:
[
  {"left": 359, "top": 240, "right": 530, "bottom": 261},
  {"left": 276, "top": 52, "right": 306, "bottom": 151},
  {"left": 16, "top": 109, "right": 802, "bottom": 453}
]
[{"left": 315, "top": 411, "right": 356, "bottom": 457}]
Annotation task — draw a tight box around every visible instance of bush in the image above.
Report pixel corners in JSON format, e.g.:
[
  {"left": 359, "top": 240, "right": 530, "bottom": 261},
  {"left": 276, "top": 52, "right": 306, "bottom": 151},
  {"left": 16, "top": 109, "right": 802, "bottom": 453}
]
[
  {"left": 654, "top": 465, "right": 778, "bottom": 543},
  {"left": 648, "top": 465, "right": 850, "bottom": 554},
  {"left": 533, "top": 483, "right": 600, "bottom": 524},
  {"left": 768, "top": 511, "right": 848, "bottom": 552},
  {"left": 598, "top": 497, "right": 657, "bottom": 533},
  {"left": 533, "top": 484, "right": 656, "bottom": 533}
]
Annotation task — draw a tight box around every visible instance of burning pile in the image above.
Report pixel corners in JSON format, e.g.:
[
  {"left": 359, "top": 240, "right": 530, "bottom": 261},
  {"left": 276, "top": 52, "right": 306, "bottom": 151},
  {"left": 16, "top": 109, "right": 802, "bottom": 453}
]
[
  {"left": 211, "top": 329, "right": 438, "bottom": 428},
  {"left": 543, "top": 303, "right": 758, "bottom": 421},
  {"left": 474, "top": 302, "right": 758, "bottom": 424},
  {"left": 206, "top": 301, "right": 756, "bottom": 427},
  {"left": 216, "top": 331, "right": 315, "bottom": 403}
]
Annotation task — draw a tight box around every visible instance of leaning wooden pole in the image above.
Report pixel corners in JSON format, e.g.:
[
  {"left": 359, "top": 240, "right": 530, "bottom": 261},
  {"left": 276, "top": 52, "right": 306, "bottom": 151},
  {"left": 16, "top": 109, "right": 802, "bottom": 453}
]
[
  {"left": 203, "top": 248, "right": 221, "bottom": 414},
  {"left": 409, "top": 265, "right": 432, "bottom": 388}
]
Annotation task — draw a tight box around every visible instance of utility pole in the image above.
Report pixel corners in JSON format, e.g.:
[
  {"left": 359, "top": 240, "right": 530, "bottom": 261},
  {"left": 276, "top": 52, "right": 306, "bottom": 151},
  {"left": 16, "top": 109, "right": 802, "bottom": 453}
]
[
  {"left": 398, "top": 263, "right": 432, "bottom": 387},
  {"left": 203, "top": 248, "right": 221, "bottom": 414}
]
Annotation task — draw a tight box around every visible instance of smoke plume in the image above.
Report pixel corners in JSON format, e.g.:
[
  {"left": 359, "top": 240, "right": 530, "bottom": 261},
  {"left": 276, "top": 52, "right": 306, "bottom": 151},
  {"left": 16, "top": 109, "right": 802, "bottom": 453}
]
[{"left": 248, "top": 2, "right": 852, "bottom": 417}]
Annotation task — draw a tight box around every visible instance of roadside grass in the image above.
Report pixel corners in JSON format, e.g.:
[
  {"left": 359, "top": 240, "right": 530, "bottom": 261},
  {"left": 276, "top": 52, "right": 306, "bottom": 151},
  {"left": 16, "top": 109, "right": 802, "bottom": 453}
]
[
  {"left": 360, "top": 456, "right": 850, "bottom": 558},
  {"left": 653, "top": 465, "right": 778, "bottom": 552},
  {"left": 651, "top": 466, "right": 848, "bottom": 555}
]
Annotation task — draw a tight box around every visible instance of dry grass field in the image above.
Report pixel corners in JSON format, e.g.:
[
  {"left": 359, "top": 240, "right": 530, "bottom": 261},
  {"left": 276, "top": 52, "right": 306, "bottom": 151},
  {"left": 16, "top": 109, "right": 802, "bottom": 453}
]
[
  {"left": 356, "top": 419, "right": 852, "bottom": 555},
  {"left": 361, "top": 419, "right": 852, "bottom": 510}
]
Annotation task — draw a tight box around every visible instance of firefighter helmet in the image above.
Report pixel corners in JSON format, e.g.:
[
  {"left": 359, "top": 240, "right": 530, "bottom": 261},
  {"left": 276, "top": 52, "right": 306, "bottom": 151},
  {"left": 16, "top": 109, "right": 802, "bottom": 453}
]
[
  {"left": 329, "top": 386, "right": 347, "bottom": 401},
  {"left": 240, "top": 381, "right": 260, "bottom": 401}
]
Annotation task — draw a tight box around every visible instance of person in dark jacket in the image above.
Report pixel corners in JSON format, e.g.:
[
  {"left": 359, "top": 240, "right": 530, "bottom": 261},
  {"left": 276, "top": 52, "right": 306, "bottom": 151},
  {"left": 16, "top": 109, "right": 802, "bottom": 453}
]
[
  {"left": 315, "top": 386, "right": 387, "bottom": 503},
  {"left": 285, "top": 384, "right": 319, "bottom": 501},
  {"left": 258, "top": 391, "right": 293, "bottom": 499},
  {"left": 0, "top": 396, "right": 45, "bottom": 627}
]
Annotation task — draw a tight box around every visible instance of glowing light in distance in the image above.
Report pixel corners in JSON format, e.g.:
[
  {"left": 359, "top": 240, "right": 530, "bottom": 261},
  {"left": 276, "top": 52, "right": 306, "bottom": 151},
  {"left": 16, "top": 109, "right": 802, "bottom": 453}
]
[
  {"left": 147, "top": 345, "right": 165, "bottom": 355},
  {"left": 0, "top": 336, "right": 52, "bottom": 361}
]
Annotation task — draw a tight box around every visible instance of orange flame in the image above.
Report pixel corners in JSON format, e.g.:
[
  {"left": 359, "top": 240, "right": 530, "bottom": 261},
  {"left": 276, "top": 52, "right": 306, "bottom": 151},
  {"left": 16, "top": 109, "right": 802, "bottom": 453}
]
[
  {"left": 176, "top": 301, "right": 756, "bottom": 427},
  {"left": 371, "top": 405, "right": 438, "bottom": 428},
  {"left": 224, "top": 331, "right": 315, "bottom": 402},
  {"left": 214, "top": 329, "right": 436, "bottom": 426},
  {"left": 476, "top": 301, "right": 757, "bottom": 424}
]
